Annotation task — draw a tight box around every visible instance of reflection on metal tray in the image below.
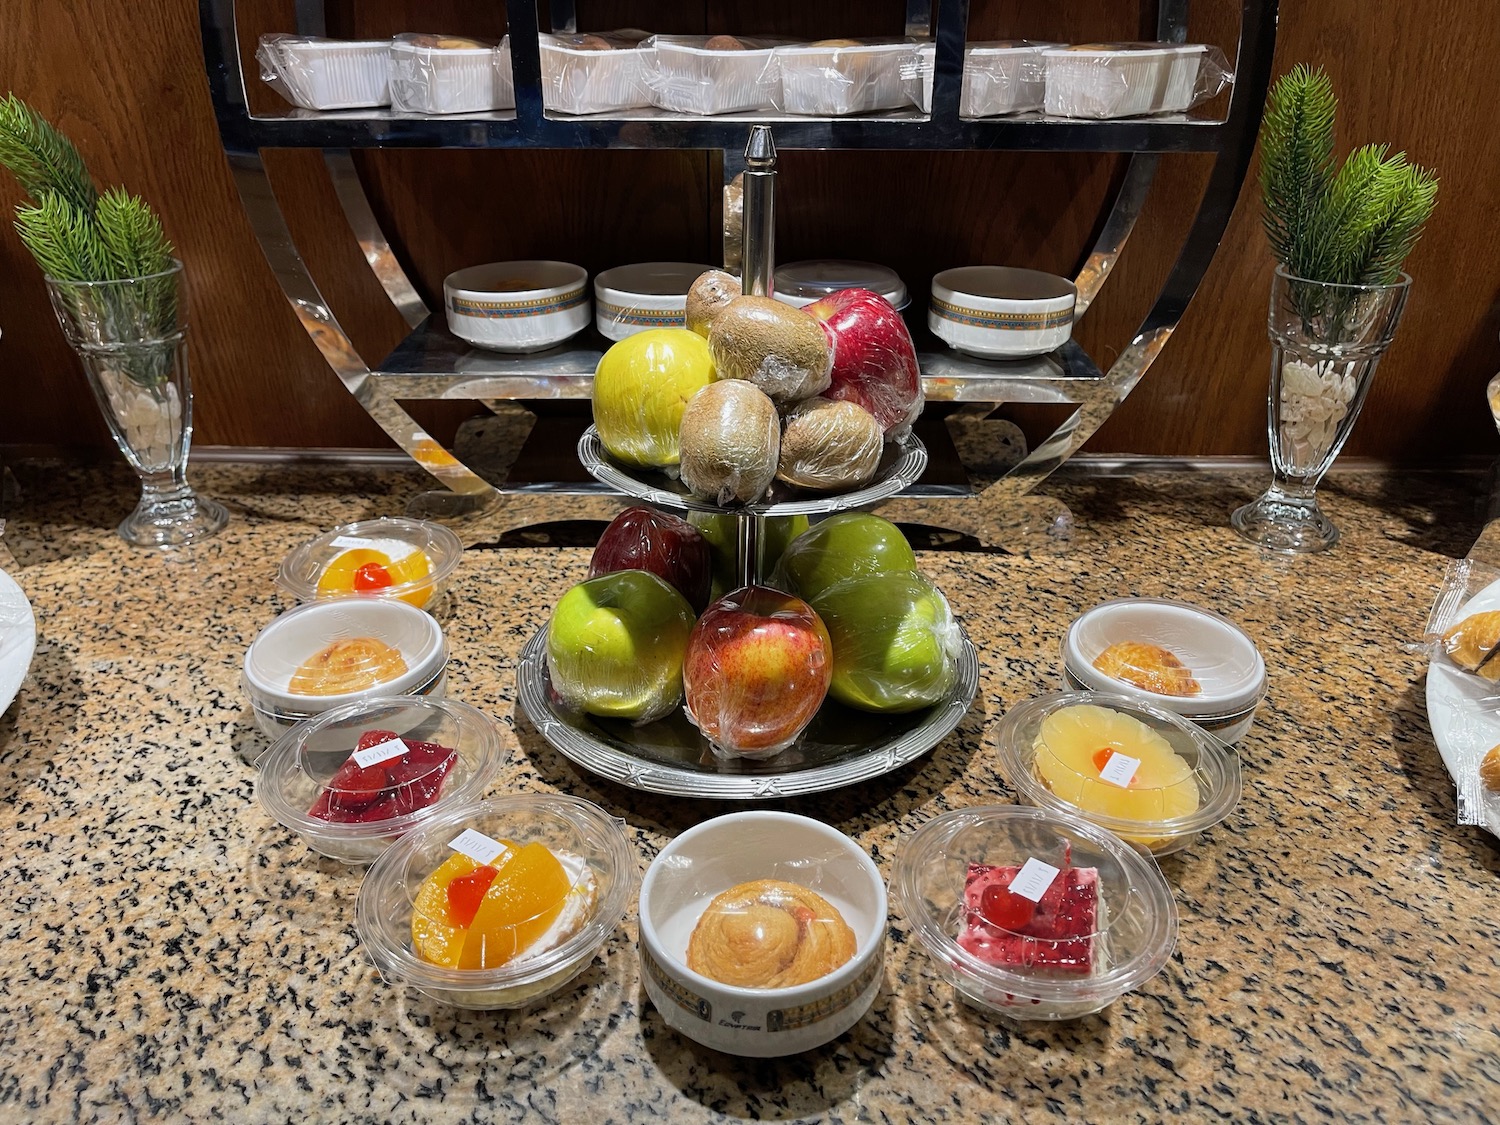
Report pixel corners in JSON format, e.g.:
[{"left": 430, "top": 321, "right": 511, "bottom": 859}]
[
  {"left": 515, "top": 627, "right": 978, "bottom": 799},
  {"left": 577, "top": 425, "right": 928, "bottom": 518}
]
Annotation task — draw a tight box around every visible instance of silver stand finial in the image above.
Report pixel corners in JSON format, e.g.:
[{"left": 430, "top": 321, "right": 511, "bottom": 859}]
[{"left": 741, "top": 126, "right": 776, "bottom": 298}]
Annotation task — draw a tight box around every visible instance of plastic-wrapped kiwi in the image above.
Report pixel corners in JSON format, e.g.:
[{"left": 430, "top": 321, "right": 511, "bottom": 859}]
[
  {"left": 707, "top": 296, "right": 831, "bottom": 404},
  {"left": 679, "top": 380, "right": 780, "bottom": 505},
  {"left": 777, "top": 397, "right": 883, "bottom": 491}
]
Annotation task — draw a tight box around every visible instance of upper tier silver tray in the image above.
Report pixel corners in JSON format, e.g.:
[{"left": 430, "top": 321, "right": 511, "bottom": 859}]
[{"left": 577, "top": 425, "right": 928, "bottom": 518}]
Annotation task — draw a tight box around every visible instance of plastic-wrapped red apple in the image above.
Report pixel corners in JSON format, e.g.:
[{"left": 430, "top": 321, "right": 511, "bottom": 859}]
[
  {"left": 683, "top": 585, "right": 832, "bottom": 757},
  {"left": 589, "top": 506, "right": 713, "bottom": 613},
  {"left": 805, "top": 287, "right": 924, "bottom": 435}
]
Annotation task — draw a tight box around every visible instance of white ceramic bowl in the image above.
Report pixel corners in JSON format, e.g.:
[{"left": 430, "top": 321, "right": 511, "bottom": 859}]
[
  {"left": 358, "top": 796, "right": 638, "bottom": 1008},
  {"left": 255, "top": 696, "right": 506, "bottom": 864},
  {"left": 389, "top": 35, "right": 513, "bottom": 114},
  {"left": 638, "top": 811, "right": 886, "bottom": 1057},
  {"left": 776, "top": 41, "right": 911, "bottom": 116},
  {"left": 1043, "top": 44, "right": 1207, "bottom": 119},
  {"left": 445, "top": 261, "right": 590, "bottom": 352},
  {"left": 647, "top": 37, "right": 782, "bottom": 115},
  {"left": 539, "top": 34, "right": 653, "bottom": 115},
  {"left": 773, "top": 260, "right": 908, "bottom": 310},
  {"left": 1062, "top": 597, "right": 1267, "bottom": 743},
  {"left": 594, "top": 262, "right": 713, "bottom": 340},
  {"left": 243, "top": 599, "right": 448, "bottom": 740},
  {"left": 929, "top": 266, "right": 1076, "bottom": 358},
  {"left": 256, "top": 36, "right": 392, "bottom": 111}
]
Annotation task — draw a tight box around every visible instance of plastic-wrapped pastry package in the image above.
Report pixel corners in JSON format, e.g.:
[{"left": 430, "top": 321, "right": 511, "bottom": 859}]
[
  {"left": 774, "top": 39, "right": 913, "bottom": 116},
  {"left": 776, "top": 397, "right": 883, "bottom": 492},
  {"left": 643, "top": 36, "right": 786, "bottom": 115},
  {"left": 539, "top": 30, "right": 654, "bottom": 114},
  {"left": 1420, "top": 558, "right": 1500, "bottom": 835},
  {"left": 257, "top": 34, "right": 392, "bottom": 110},
  {"left": 722, "top": 175, "right": 744, "bottom": 273},
  {"left": 1042, "top": 43, "right": 1232, "bottom": 119},
  {"left": 900, "top": 41, "right": 1052, "bottom": 117},
  {"left": 389, "top": 34, "right": 515, "bottom": 114}
]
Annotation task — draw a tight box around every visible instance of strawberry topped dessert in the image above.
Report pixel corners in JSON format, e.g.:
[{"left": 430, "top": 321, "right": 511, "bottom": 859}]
[
  {"left": 957, "top": 861, "right": 1099, "bottom": 976},
  {"left": 308, "top": 729, "right": 458, "bottom": 824}
]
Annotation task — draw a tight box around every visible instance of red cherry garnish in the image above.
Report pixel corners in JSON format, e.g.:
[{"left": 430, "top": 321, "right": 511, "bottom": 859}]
[
  {"left": 1091, "top": 747, "right": 1115, "bottom": 774},
  {"left": 353, "top": 562, "right": 394, "bottom": 591},
  {"left": 446, "top": 865, "right": 499, "bottom": 928},
  {"left": 979, "top": 883, "right": 1036, "bottom": 932}
]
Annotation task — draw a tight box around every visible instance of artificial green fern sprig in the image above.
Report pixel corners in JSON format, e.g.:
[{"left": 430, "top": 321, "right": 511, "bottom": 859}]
[
  {"left": 1258, "top": 67, "right": 1439, "bottom": 294},
  {"left": 1258, "top": 64, "right": 1336, "bottom": 273},
  {"left": 0, "top": 94, "right": 96, "bottom": 215},
  {"left": 14, "top": 192, "right": 104, "bottom": 282}
]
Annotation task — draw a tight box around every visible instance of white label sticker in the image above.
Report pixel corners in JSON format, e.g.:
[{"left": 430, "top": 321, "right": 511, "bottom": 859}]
[
  {"left": 1097, "top": 751, "right": 1140, "bottom": 788},
  {"left": 330, "top": 536, "right": 372, "bottom": 551},
  {"left": 1008, "top": 857, "right": 1061, "bottom": 903},
  {"left": 448, "top": 829, "right": 508, "bottom": 866},
  {"left": 351, "top": 737, "right": 408, "bottom": 769}
]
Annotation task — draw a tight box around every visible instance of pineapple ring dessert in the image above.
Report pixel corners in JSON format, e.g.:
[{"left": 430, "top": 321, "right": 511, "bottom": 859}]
[{"left": 1033, "top": 703, "right": 1201, "bottom": 824}]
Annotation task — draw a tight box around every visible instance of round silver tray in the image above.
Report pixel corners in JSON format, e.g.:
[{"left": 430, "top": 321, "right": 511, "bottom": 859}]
[
  {"left": 577, "top": 425, "right": 928, "bottom": 518},
  {"left": 516, "top": 625, "right": 979, "bottom": 799}
]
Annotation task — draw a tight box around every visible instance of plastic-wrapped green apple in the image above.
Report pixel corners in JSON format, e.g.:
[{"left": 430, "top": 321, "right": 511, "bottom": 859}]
[
  {"left": 593, "top": 328, "right": 715, "bottom": 468},
  {"left": 810, "top": 571, "right": 961, "bottom": 713},
  {"left": 689, "top": 512, "right": 810, "bottom": 599},
  {"left": 546, "top": 569, "right": 696, "bottom": 722},
  {"left": 775, "top": 513, "right": 917, "bottom": 601}
]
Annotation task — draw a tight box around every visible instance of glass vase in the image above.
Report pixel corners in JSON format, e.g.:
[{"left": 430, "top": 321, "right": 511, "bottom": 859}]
[
  {"left": 1231, "top": 266, "right": 1411, "bottom": 553},
  {"left": 45, "top": 261, "right": 227, "bottom": 547}
]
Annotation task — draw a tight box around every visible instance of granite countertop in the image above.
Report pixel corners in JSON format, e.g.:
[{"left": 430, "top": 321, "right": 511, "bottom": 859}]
[{"left": 0, "top": 458, "right": 1496, "bottom": 1124}]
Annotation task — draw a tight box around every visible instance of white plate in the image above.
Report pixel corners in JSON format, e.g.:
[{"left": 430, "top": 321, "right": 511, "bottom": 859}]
[
  {"left": 1424, "top": 574, "right": 1500, "bottom": 838},
  {"left": 0, "top": 567, "right": 35, "bottom": 716}
]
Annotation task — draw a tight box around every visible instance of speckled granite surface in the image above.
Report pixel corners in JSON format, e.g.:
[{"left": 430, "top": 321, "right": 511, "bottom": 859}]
[{"left": 0, "top": 458, "right": 1495, "bottom": 1124}]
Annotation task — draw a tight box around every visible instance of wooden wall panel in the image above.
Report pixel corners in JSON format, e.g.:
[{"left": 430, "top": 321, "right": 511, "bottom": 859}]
[{"left": 0, "top": 1, "right": 1496, "bottom": 463}]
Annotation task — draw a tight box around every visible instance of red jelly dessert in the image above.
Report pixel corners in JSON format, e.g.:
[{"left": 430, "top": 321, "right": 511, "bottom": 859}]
[
  {"left": 307, "top": 729, "right": 458, "bottom": 824},
  {"left": 957, "top": 861, "right": 1099, "bottom": 976}
]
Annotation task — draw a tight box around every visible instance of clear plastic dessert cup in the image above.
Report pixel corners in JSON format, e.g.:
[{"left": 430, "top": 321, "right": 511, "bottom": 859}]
[
  {"left": 357, "top": 795, "right": 637, "bottom": 1009},
  {"left": 256, "top": 696, "right": 504, "bottom": 864},
  {"left": 276, "top": 516, "right": 463, "bottom": 612},
  {"left": 894, "top": 804, "right": 1176, "bottom": 1020},
  {"left": 995, "top": 691, "right": 1242, "bottom": 856},
  {"left": 638, "top": 810, "right": 886, "bottom": 1056},
  {"left": 242, "top": 598, "right": 448, "bottom": 741}
]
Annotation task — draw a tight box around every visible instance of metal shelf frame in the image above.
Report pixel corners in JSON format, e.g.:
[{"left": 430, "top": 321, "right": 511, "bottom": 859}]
[{"left": 198, "top": 0, "right": 1278, "bottom": 537}]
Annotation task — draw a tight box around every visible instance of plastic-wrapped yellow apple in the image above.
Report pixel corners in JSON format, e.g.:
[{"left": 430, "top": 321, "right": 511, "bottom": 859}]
[{"left": 593, "top": 328, "right": 716, "bottom": 468}]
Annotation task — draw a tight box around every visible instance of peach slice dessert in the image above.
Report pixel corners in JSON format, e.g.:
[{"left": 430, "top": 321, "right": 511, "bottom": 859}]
[
  {"left": 317, "top": 545, "right": 433, "bottom": 606},
  {"left": 1033, "top": 704, "right": 1200, "bottom": 826},
  {"left": 411, "top": 840, "right": 598, "bottom": 971}
]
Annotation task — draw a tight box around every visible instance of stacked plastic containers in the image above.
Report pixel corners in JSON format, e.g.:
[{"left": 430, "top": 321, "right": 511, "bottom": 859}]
[{"left": 258, "top": 33, "right": 516, "bottom": 113}]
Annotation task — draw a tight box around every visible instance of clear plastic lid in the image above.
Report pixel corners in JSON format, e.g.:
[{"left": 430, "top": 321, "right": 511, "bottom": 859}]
[
  {"left": 1063, "top": 597, "right": 1266, "bottom": 717},
  {"left": 893, "top": 804, "right": 1176, "bottom": 1017},
  {"left": 774, "top": 260, "right": 908, "bottom": 310},
  {"left": 256, "top": 696, "right": 505, "bottom": 858},
  {"left": 277, "top": 517, "right": 463, "bottom": 611},
  {"left": 356, "top": 796, "right": 637, "bottom": 1008},
  {"left": 995, "top": 692, "right": 1242, "bottom": 854}
]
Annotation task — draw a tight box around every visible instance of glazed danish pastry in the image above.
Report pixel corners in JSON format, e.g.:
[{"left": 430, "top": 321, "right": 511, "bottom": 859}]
[
  {"left": 289, "top": 637, "right": 407, "bottom": 696},
  {"left": 687, "top": 879, "right": 856, "bottom": 989},
  {"left": 1092, "top": 641, "right": 1201, "bottom": 697}
]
